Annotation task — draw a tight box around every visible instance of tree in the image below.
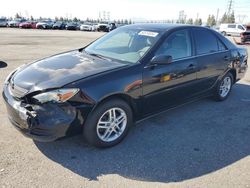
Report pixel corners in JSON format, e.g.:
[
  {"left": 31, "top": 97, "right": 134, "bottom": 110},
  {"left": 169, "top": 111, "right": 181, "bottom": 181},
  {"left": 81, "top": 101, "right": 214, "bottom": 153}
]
[
  {"left": 30, "top": 16, "right": 34, "bottom": 21},
  {"left": 73, "top": 17, "right": 78, "bottom": 22},
  {"left": 15, "top": 13, "right": 21, "bottom": 19},
  {"left": 207, "top": 14, "right": 216, "bottom": 26},
  {"left": 228, "top": 11, "right": 235, "bottom": 23},
  {"left": 128, "top": 19, "right": 132, "bottom": 24},
  {"left": 186, "top": 18, "right": 193, "bottom": 25},
  {"left": 59, "top": 17, "right": 64, "bottom": 21},
  {"left": 220, "top": 12, "right": 227, "bottom": 23},
  {"left": 220, "top": 12, "right": 235, "bottom": 23},
  {"left": 194, "top": 18, "right": 202, "bottom": 25}
]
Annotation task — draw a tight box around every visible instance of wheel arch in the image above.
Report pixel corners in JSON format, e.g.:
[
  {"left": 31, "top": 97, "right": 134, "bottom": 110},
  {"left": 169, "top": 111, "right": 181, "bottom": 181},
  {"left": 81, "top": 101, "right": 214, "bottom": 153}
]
[
  {"left": 91, "top": 93, "right": 140, "bottom": 121},
  {"left": 228, "top": 68, "right": 236, "bottom": 83}
]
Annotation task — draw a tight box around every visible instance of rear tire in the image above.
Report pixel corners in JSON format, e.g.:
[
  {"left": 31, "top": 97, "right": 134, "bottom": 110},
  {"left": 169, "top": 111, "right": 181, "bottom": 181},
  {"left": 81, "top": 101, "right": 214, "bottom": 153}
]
[
  {"left": 214, "top": 72, "right": 233, "bottom": 101},
  {"left": 83, "top": 99, "right": 133, "bottom": 148}
]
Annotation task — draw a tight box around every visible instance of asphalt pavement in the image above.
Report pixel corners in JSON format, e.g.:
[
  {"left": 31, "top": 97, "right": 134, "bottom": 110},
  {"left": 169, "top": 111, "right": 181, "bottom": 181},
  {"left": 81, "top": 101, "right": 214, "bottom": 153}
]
[{"left": 0, "top": 28, "right": 249, "bottom": 188}]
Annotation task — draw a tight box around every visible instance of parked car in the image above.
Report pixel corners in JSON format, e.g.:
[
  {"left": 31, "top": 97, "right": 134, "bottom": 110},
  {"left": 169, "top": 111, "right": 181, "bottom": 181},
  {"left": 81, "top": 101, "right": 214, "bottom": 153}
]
[
  {"left": 3, "top": 24, "right": 248, "bottom": 148},
  {"left": 0, "top": 18, "right": 8, "bottom": 27},
  {"left": 65, "top": 22, "right": 79, "bottom": 30},
  {"left": 52, "top": 21, "right": 66, "bottom": 30},
  {"left": 80, "top": 23, "right": 95, "bottom": 31},
  {"left": 8, "top": 19, "right": 26, "bottom": 27},
  {"left": 219, "top": 23, "right": 246, "bottom": 36},
  {"left": 240, "top": 25, "right": 250, "bottom": 43},
  {"left": 19, "top": 21, "right": 37, "bottom": 29},
  {"left": 109, "top": 23, "right": 117, "bottom": 31},
  {"left": 36, "top": 20, "right": 54, "bottom": 29},
  {"left": 97, "top": 22, "right": 109, "bottom": 32}
]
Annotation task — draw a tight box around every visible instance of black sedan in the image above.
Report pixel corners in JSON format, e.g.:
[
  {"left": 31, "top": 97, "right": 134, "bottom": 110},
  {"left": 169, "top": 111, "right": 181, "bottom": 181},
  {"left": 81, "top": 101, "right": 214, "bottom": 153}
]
[
  {"left": 3, "top": 24, "right": 248, "bottom": 148},
  {"left": 65, "top": 22, "right": 79, "bottom": 30},
  {"left": 52, "top": 21, "right": 66, "bottom": 30}
]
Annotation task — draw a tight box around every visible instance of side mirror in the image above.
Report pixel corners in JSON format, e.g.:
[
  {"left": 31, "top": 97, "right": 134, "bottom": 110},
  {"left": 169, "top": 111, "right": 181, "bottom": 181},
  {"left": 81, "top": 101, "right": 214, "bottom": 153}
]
[{"left": 151, "top": 55, "right": 172, "bottom": 65}]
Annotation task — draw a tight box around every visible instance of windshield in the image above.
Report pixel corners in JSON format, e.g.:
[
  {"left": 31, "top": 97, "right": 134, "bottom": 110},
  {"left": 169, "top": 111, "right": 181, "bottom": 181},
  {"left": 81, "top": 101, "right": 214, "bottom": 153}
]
[{"left": 85, "top": 27, "right": 162, "bottom": 63}]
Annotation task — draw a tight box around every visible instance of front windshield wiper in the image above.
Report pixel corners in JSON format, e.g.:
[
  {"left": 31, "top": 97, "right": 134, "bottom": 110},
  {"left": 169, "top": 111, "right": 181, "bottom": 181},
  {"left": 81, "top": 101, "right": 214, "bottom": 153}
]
[{"left": 83, "top": 50, "right": 111, "bottom": 61}]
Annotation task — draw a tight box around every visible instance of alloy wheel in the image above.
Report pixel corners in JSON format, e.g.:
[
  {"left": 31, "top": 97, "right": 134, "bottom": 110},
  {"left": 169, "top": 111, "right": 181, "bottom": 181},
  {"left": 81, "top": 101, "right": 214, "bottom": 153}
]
[
  {"left": 219, "top": 76, "right": 232, "bottom": 98},
  {"left": 96, "top": 107, "right": 127, "bottom": 142}
]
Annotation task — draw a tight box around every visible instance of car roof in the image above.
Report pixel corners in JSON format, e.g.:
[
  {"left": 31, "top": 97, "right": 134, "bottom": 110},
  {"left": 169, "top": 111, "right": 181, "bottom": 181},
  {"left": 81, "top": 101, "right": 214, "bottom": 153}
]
[{"left": 122, "top": 23, "right": 196, "bottom": 31}]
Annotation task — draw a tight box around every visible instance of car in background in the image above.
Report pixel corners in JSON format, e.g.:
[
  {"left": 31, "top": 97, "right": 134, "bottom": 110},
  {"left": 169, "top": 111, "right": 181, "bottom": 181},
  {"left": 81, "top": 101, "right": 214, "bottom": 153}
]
[
  {"left": 19, "top": 21, "right": 37, "bottom": 29},
  {"left": 3, "top": 24, "right": 248, "bottom": 148},
  {"left": 96, "top": 22, "right": 109, "bottom": 32},
  {"left": 109, "top": 23, "right": 117, "bottom": 31},
  {"left": 240, "top": 25, "right": 250, "bottom": 43},
  {"left": 8, "top": 19, "right": 26, "bottom": 27},
  {"left": 36, "top": 20, "right": 54, "bottom": 29},
  {"left": 0, "top": 18, "right": 8, "bottom": 27},
  {"left": 65, "top": 22, "right": 79, "bottom": 30},
  {"left": 52, "top": 21, "right": 66, "bottom": 30},
  {"left": 80, "top": 23, "right": 95, "bottom": 31},
  {"left": 219, "top": 23, "right": 246, "bottom": 36}
]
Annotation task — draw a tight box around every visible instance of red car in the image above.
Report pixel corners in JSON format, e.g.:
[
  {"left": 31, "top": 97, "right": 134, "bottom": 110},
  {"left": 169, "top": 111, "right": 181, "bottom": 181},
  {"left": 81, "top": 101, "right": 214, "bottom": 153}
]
[
  {"left": 19, "top": 21, "right": 37, "bottom": 29},
  {"left": 240, "top": 25, "right": 250, "bottom": 44}
]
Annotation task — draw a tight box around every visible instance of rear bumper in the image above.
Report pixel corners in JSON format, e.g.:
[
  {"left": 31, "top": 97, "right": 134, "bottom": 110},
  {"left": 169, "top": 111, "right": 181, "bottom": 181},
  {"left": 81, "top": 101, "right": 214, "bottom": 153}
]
[
  {"left": 2, "top": 84, "right": 92, "bottom": 142},
  {"left": 241, "top": 38, "right": 250, "bottom": 42}
]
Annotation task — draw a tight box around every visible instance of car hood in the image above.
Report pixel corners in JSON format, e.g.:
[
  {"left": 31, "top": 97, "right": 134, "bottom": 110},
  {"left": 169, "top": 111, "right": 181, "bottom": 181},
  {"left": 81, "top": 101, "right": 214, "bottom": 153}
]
[{"left": 11, "top": 50, "right": 127, "bottom": 95}]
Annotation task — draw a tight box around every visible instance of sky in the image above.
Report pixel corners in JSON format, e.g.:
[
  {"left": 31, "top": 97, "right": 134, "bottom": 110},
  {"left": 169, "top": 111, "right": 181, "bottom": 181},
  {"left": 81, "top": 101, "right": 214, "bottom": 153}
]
[{"left": 0, "top": 0, "right": 250, "bottom": 23}]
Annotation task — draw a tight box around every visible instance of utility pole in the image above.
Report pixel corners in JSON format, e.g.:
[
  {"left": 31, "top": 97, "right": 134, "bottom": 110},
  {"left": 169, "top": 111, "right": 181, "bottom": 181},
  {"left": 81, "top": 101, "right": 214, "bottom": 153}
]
[
  {"left": 215, "top": 8, "right": 220, "bottom": 25},
  {"left": 226, "top": 0, "right": 234, "bottom": 16}
]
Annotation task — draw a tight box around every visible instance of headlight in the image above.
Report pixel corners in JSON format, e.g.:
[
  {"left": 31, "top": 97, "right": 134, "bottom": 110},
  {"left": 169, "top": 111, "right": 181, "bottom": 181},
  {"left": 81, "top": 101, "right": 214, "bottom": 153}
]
[
  {"left": 4, "top": 64, "right": 27, "bottom": 84},
  {"left": 32, "top": 88, "right": 79, "bottom": 104},
  {"left": 4, "top": 69, "right": 19, "bottom": 84}
]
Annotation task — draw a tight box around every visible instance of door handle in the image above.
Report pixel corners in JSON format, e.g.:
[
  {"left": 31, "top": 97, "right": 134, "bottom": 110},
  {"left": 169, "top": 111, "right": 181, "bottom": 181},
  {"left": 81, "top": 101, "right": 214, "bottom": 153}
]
[
  {"left": 187, "top": 64, "right": 196, "bottom": 70},
  {"left": 224, "top": 56, "right": 230, "bottom": 61}
]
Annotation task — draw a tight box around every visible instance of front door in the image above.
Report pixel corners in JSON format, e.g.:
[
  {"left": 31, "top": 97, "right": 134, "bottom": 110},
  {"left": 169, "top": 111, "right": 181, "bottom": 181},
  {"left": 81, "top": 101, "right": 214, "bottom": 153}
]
[{"left": 142, "top": 29, "right": 198, "bottom": 114}]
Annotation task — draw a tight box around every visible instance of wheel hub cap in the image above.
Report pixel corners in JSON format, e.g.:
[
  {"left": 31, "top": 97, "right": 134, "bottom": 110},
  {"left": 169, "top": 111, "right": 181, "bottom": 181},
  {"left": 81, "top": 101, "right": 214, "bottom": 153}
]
[
  {"left": 96, "top": 108, "right": 127, "bottom": 142},
  {"left": 219, "top": 76, "right": 231, "bottom": 98}
]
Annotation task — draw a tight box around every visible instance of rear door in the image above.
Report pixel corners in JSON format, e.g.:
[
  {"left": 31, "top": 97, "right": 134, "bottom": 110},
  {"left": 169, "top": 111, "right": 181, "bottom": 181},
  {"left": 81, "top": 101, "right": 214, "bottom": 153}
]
[{"left": 192, "top": 28, "right": 230, "bottom": 92}]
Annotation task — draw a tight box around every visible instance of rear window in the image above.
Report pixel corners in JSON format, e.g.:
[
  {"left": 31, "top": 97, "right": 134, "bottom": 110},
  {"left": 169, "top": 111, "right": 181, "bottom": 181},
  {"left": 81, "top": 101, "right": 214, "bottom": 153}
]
[{"left": 193, "top": 28, "right": 219, "bottom": 55}]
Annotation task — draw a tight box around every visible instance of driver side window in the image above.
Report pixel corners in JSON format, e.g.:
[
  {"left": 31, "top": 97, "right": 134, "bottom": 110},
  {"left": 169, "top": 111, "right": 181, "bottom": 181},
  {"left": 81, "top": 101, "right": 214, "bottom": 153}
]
[{"left": 155, "top": 29, "right": 192, "bottom": 60}]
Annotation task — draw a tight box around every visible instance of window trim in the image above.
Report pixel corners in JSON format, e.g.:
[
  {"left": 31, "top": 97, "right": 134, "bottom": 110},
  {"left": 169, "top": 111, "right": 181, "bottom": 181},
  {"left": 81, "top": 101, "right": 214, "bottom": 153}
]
[
  {"left": 153, "top": 28, "right": 194, "bottom": 61},
  {"left": 192, "top": 28, "right": 228, "bottom": 56}
]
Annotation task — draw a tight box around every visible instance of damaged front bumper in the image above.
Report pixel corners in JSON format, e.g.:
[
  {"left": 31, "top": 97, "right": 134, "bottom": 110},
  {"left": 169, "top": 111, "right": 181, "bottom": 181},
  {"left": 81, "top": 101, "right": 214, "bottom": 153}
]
[{"left": 2, "top": 84, "right": 93, "bottom": 142}]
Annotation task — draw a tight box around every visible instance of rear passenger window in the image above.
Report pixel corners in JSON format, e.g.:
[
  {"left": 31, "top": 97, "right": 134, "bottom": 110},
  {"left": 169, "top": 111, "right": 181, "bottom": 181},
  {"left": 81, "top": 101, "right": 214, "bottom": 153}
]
[
  {"left": 218, "top": 39, "right": 227, "bottom": 51},
  {"left": 193, "top": 29, "right": 218, "bottom": 55}
]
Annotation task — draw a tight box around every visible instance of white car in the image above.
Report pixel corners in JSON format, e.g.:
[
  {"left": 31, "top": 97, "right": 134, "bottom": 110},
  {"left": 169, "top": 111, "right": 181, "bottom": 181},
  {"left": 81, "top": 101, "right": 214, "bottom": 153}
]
[
  {"left": 0, "top": 18, "right": 8, "bottom": 27},
  {"left": 36, "top": 21, "right": 54, "bottom": 29},
  {"left": 7, "top": 19, "right": 25, "bottom": 27},
  {"left": 80, "top": 23, "right": 95, "bottom": 31},
  {"left": 219, "top": 23, "right": 246, "bottom": 36}
]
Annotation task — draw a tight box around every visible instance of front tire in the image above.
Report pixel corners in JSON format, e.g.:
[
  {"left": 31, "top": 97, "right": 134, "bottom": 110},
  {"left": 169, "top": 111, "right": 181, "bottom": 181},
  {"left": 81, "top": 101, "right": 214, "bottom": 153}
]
[
  {"left": 214, "top": 72, "right": 233, "bottom": 101},
  {"left": 83, "top": 99, "right": 133, "bottom": 148}
]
